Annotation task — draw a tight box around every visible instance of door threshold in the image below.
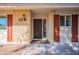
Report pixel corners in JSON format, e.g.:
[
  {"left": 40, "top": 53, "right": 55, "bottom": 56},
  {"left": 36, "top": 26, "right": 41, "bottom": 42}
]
[{"left": 31, "top": 40, "right": 49, "bottom": 44}]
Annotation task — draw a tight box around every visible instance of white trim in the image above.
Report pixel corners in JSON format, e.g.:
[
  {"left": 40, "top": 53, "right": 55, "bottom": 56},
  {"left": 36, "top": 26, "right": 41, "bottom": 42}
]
[
  {"left": 59, "top": 14, "right": 72, "bottom": 16},
  {"left": 42, "top": 19, "right": 43, "bottom": 39}
]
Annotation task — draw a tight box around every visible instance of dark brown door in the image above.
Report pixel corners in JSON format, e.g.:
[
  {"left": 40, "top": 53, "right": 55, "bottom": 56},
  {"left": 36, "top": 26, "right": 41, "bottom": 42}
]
[{"left": 33, "top": 19, "right": 42, "bottom": 39}]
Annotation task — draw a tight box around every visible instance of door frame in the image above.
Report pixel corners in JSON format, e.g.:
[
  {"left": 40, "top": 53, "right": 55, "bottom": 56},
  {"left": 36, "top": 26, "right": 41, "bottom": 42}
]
[{"left": 32, "top": 18, "right": 47, "bottom": 40}]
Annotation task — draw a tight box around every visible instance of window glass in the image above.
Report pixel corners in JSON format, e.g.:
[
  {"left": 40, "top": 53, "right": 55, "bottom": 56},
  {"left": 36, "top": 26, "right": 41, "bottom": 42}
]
[
  {"left": 43, "top": 19, "right": 46, "bottom": 37},
  {"left": 66, "top": 16, "right": 71, "bottom": 26},
  {"left": 0, "top": 16, "right": 6, "bottom": 29},
  {"left": 60, "top": 16, "right": 65, "bottom": 26}
]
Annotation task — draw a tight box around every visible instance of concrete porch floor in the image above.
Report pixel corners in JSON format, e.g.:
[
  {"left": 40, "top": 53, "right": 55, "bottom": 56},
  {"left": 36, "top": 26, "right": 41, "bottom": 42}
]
[{"left": 0, "top": 42, "right": 79, "bottom": 55}]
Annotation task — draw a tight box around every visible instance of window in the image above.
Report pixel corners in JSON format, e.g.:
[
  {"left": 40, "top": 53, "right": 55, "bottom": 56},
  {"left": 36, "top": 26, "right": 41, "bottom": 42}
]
[
  {"left": 60, "top": 15, "right": 71, "bottom": 26},
  {"left": 60, "top": 16, "right": 65, "bottom": 26},
  {"left": 66, "top": 16, "right": 71, "bottom": 26},
  {"left": 0, "top": 16, "right": 7, "bottom": 29},
  {"left": 43, "top": 19, "right": 46, "bottom": 37}
]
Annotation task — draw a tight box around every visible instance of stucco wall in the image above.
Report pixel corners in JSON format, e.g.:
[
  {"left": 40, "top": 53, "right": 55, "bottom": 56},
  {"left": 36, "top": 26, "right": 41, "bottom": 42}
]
[
  {"left": 0, "top": 10, "right": 31, "bottom": 44},
  {"left": 13, "top": 10, "right": 31, "bottom": 44},
  {"left": 55, "top": 9, "right": 79, "bottom": 15},
  {"left": 47, "top": 11, "right": 54, "bottom": 44}
]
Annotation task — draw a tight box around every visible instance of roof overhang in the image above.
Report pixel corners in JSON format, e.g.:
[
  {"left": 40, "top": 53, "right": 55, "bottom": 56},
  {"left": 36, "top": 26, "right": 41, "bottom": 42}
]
[
  {"left": 0, "top": 3, "right": 79, "bottom": 9},
  {"left": 0, "top": 3, "right": 79, "bottom": 15}
]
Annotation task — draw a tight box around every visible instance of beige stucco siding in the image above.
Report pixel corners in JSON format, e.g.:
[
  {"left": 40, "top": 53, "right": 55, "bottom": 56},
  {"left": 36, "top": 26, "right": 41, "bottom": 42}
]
[
  {"left": 47, "top": 11, "right": 54, "bottom": 43},
  {"left": 13, "top": 10, "right": 31, "bottom": 44},
  {"left": 0, "top": 10, "right": 31, "bottom": 44}
]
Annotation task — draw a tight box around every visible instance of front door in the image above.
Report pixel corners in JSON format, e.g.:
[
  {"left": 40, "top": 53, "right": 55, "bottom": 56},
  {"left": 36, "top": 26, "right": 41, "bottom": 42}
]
[
  {"left": 33, "top": 19, "right": 46, "bottom": 40},
  {"left": 60, "top": 15, "right": 72, "bottom": 43},
  {"left": 33, "top": 19, "right": 42, "bottom": 39}
]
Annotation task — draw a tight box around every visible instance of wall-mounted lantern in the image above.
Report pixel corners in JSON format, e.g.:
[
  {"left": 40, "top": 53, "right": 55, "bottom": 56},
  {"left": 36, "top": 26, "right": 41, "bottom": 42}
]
[{"left": 18, "top": 14, "right": 27, "bottom": 22}]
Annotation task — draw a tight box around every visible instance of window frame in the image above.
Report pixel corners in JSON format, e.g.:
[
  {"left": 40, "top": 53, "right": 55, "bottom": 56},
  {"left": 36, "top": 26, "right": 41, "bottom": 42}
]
[{"left": 59, "top": 15, "right": 72, "bottom": 27}]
